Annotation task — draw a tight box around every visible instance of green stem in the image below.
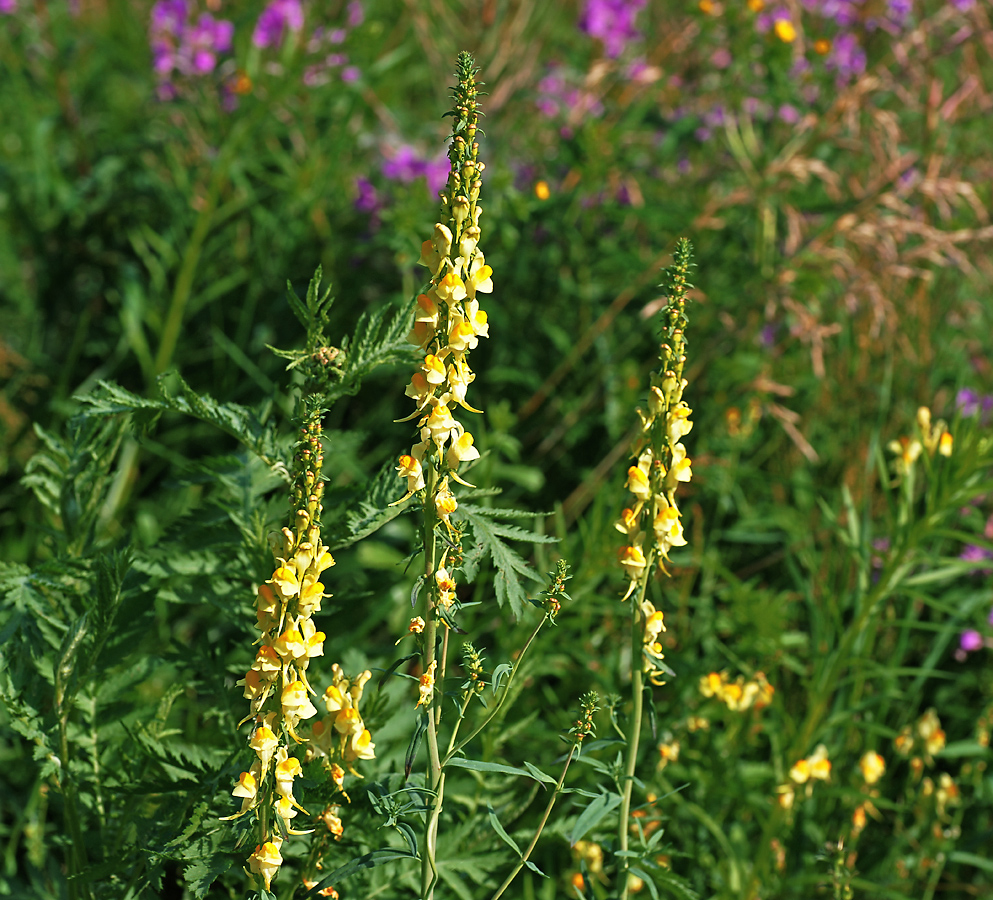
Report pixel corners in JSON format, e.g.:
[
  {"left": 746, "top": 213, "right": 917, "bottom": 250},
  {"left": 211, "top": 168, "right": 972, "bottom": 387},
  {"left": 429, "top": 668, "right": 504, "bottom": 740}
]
[
  {"left": 420, "top": 464, "right": 443, "bottom": 900},
  {"left": 617, "top": 541, "right": 657, "bottom": 900},
  {"left": 488, "top": 742, "right": 579, "bottom": 900},
  {"left": 442, "top": 618, "right": 546, "bottom": 766}
]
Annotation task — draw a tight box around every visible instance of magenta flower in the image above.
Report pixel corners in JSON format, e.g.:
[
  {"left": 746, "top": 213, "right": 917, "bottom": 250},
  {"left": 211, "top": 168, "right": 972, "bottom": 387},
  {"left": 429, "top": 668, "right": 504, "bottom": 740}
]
[
  {"left": 960, "top": 630, "right": 983, "bottom": 652},
  {"left": 580, "top": 0, "right": 648, "bottom": 58},
  {"left": 253, "top": 0, "right": 304, "bottom": 49},
  {"left": 0, "top": 0, "right": 17, "bottom": 13}
]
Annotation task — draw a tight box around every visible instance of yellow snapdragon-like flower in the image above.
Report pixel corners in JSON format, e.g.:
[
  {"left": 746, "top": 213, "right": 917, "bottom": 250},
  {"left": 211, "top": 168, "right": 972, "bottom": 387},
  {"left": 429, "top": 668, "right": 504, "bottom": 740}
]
[
  {"left": 859, "top": 751, "right": 885, "bottom": 785},
  {"left": 248, "top": 840, "right": 283, "bottom": 890}
]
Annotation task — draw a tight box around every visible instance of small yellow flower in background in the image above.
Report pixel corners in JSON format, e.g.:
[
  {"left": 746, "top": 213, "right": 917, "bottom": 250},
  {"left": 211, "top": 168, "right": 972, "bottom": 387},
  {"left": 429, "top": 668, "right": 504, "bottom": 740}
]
[
  {"left": 534, "top": 180, "right": 550, "bottom": 200},
  {"left": 699, "top": 0, "right": 714, "bottom": 13},
  {"left": 939, "top": 431, "right": 953, "bottom": 456},
  {"left": 813, "top": 38, "right": 831, "bottom": 54},
  {"left": 859, "top": 750, "right": 886, "bottom": 784},
  {"left": 747, "top": 0, "right": 764, "bottom": 10},
  {"left": 774, "top": 18, "right": 797, "bottom": 42},
  {"left": 808, "top": 744, "right": 832, "bottom": 781},
  {"left": 894, "top": 725, "right": 914, "bottom": 756},
  {"left": 658, "top": 739, "right": 680, "bottom": 767},
  {"left": 917, "top": 708, "right": 946, "bottom": 758},
  {"left": 409, "top": 616, "right": 425, "bottom": 634},
  {"left": 935, "top": 773, "right": 960, "bottom": 816}
]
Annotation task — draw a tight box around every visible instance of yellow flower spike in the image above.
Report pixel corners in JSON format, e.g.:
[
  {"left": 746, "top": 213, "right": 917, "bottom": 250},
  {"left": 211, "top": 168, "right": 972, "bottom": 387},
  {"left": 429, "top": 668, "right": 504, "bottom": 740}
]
[
  {"left": 859, "top": 751, "right": 885, "bottom": 785},
  {"left": 248, "top": 841, "right": 283, "bottom": 891}
]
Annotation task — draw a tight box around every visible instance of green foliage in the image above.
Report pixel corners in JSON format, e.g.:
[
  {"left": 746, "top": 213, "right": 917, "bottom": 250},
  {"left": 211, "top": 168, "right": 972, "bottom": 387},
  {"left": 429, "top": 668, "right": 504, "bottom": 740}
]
[{"left": 3, "top": 2, "right": 993, "bottom": 898}]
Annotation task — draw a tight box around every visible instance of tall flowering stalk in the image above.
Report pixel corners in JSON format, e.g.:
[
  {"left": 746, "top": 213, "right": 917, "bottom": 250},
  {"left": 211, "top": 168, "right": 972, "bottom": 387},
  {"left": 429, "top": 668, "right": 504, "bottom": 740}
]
[
  {"left": 392, "top": 51, "right": 491, "bottom": 900},
  {"left": 614, "top": 239, "right": 694, "bottom": 899},
  {"left": 224, "top": 283, "right": 375, "bottom": 895}
]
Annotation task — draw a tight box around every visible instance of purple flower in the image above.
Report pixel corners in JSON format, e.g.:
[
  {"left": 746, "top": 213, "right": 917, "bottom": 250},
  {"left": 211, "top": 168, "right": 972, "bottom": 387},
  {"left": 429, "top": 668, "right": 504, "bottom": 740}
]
[
  {"left": 347, "top": 0, "right": 364, "bottom": 27},
  {"left": 825, "top": 32, "right": 867, "bottom": 84},
  {"left": 711, "top": 47, "right": 732, "bottom": 69},
  {"left": 0, "top": 0, "right": 17, "bottom": 13},
  {"left": 951, "top": 0, "right": 975, "bottom": 10},
  {"left": 960, "top": 629, "right": 983, "bottom": 652},
  {"left": 187, "top": 14, "right": 233, "bottom": 74},
  {"left": 152, "top": 0, "right": 187, "bottom": 35},
  {"left": 354, "top": 177, "right": 379, "bottom": 213},
  {"left": 778, "top": 104, "right": 801, "bottom": 124},
  {"left": 956, "top": 388, "right": 980, "bottom": 417},
  {"left": 253, "top": 0, "right": 304, "bottom": 49},
  {"left": 382, "top": 145, "right": 449, "bottom": 197},
  {"left": 580, "top": 0, "right": 648, "bottom": 58},
  {"left": 341, "top": 65, "right": 360, "bottom": 83},
  {"left": 960, "top": 543, "right": 993, "bottom": 575}
]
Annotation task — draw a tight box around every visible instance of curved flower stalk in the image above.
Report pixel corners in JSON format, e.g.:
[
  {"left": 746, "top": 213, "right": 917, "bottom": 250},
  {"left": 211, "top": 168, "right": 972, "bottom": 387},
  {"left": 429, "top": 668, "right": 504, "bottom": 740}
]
[
  {"left": 226, "top": 392, "right": 375, "bottom": 892},
  {"left": 613, "top": 239, "right": 694, "bottom": 900}
]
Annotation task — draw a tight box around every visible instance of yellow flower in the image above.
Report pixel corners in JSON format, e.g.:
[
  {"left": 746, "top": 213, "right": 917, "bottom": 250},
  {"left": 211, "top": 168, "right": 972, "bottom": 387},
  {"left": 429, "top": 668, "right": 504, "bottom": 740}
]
[
  {"left": 232, "top": 769, "right": 258, "bottom": 811},
  {"left": 618, "top": 544, "right": 648, "bottom": 578},
  {"left": 333, "top": 706, "right": 363, "bottom": 735},
  {"left": 416, "top": 660, "right": 438, "bottom": 708},
  {"left": 859, "top": 751, "right": 885, "bottom": 785},
  {"left": 268, "top": 562, "right": 299, "bottom": 598},
  {"left": 626, "top": 464, "right": 651, "bottom": 501},
  {"left": 396, "top": 453, "right": 426, "bottom": 494},
  {"left": 699, "top": 671, "right": 725, "bottom": 697},
  {"left": 435, "top": 566, "right": 457, "bottom": 606},
  {"left": 423, "top": 403, "right": 459, "bottom": 447},
  {"left": 422, "top": 354, "right": 448, "bottom": 386},
  {"left": 813, "top": 37, "right": 831, "bottom": 54},
  {"left": 281, "top": 680, "right": 318, "bottom": 722},
  {"left": 250, "top": 723, "right": 279, "bottom": 771},
  {"left": 534, "top": 180, "right": 550, "bottom": 200},
  {"left": 789, "top": 758, "right": 811, "bottom": 784},
  {"left": 667, "top": 443, "right": 692, "bottom": 486},
  {"left": 615, "top": 507, "right": 639, "bottom": 536},
  {"left": 774, "top": 19, "right": 796, "bottom": 42},
  {"left": 436, "top": 271, "right": 467, "bottom": 304},
  {"left": 446, "top": 431, "right": 481, "bottom": 469},
  {"left": 465, "top": 255, "right": 494, "bottom": 300},
  {"left": 248, "top": 841, "right": 283, "bottom": 891},
  {"left": 345, "top": 728, "right": 376, "bottom": 762},
  {"left": 938, "top": 431, "right": 953, "bottom": 456}
]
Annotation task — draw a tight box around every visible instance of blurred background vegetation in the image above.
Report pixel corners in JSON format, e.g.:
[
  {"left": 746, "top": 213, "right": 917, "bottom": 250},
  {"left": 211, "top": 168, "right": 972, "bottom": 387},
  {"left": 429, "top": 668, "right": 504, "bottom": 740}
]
[{"left": 2, "top": 0, "right": 992, "bottom": 897}]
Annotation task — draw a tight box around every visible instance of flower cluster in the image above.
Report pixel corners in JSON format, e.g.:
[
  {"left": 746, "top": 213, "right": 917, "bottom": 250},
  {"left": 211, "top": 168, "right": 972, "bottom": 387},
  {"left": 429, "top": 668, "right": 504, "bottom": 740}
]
[
  {"left": 227, "top": 407, "right": 374, "bottom": 892},
  {"left": 614, "top": 240, "right": 694, "bottom": 685},
  {"left": 252, "top": 0, "right": 304, "bottom": 49},
  {"left": 394, "top": 53, "right": 491, "bottom": 536},
  {"left": 888, "top": 405, "right": 953, "bottom": 479},
  {"left": 149, "top": 0, "right": 234, "bottom": 99},
  {"left": 382, "top": 144, "right": 451, "bottom": 197},
  {"left": 698, "top": 670, "right": 775, "bottom": 711}
]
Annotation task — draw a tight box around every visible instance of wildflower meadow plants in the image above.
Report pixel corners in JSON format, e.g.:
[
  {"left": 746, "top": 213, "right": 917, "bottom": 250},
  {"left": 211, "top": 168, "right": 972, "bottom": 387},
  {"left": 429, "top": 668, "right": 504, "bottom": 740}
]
[{"left": 4, "top": 2, "right": 993, "bottom": 898}]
